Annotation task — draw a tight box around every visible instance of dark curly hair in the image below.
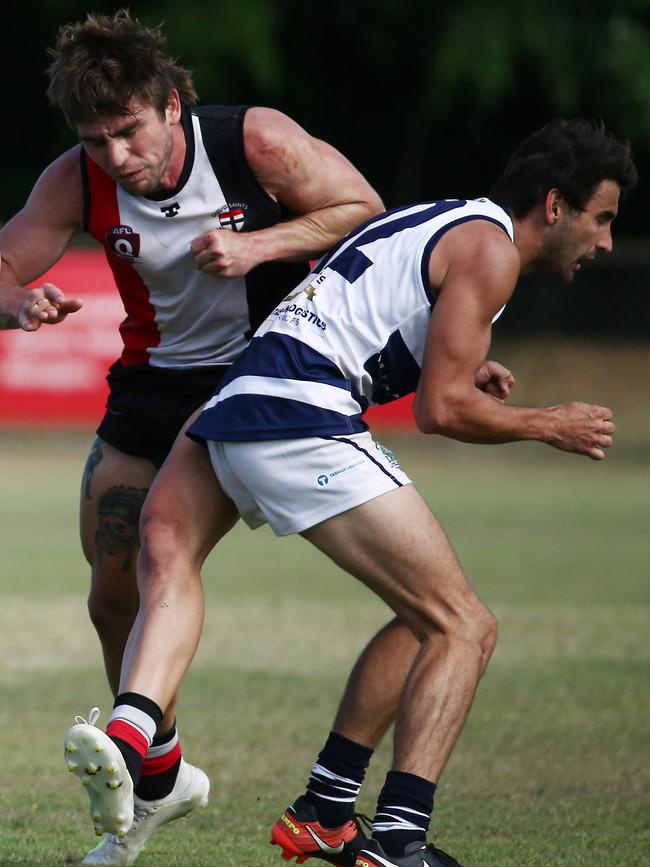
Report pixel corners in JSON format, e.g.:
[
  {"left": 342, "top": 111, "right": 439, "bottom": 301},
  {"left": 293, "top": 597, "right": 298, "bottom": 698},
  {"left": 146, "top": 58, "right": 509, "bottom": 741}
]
[{"left": 490, "top": 118, "right": 637, "bottom": 217}]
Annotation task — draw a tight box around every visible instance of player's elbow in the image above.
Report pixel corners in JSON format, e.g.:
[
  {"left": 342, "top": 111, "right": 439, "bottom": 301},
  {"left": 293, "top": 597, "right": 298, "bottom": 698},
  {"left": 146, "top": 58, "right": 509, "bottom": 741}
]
[
  {"left": 413, "top": 391, "right": 468, "bottom": 436},
  {"left": 413, "top": 406, "right": 443, "bottom": 435},
  {"left": 362, "top": 188, "right": 385, "bottom": 218},
  {"left": 344, "top": 194, "right": 384, "bottom": 230}
]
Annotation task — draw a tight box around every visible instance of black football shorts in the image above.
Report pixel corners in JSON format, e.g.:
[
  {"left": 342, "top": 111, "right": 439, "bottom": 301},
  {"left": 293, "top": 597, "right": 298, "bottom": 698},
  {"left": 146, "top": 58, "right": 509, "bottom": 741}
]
[{"left": 96, "top": 360, "right": 228, "bottom": 468}]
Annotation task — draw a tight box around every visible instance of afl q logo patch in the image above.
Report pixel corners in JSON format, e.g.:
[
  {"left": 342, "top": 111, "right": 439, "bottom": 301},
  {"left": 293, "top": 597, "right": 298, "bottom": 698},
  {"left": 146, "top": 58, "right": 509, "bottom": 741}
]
[
  {"left": 107, "top": 225, "right": 141, "bottom": 261},
  {"left": 317, "top": 474, "right": 329, "bottom": 487}
]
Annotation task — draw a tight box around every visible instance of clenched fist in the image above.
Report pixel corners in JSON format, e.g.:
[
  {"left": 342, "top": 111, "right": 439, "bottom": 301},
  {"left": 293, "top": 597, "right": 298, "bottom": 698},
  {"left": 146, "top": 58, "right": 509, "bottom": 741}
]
[
  {"left": 475, "top": 360, "right": 515, "bottom": 400},
  {"left": 190, "top": 230, "right": 261, "bottom": 278}
]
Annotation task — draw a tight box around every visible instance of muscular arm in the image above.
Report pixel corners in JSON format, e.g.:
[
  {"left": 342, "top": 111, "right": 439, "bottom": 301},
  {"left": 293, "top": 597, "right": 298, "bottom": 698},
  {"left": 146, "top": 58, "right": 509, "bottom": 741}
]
[
  {"left": 191, "top": 107, "right": 384, "bottom": 277},
  {"left": 0, "top": 147, "right": 84, "bottom": 330},
  {"left": 414, "top": 222, "right": 614, "bottom": 460}
]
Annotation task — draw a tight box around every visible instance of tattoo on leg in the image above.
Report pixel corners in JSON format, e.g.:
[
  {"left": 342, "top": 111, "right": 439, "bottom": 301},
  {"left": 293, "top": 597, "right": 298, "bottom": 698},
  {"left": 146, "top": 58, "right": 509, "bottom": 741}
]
[
  {"left": 82, "top": 438, "right": 104, "bottom": 499},
  {"left": 95, "top": 485, "right": 149, "bottom": 572}
]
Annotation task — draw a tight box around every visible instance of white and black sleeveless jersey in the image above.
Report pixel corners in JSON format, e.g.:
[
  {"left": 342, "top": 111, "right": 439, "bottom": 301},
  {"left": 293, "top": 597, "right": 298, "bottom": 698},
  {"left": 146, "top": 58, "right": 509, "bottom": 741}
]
[
  {"left": 82, "top": 104, "right": 308, "bottom": 369},
  {"left": 189, "top": 198, "right": 513, "bottom": 442}
]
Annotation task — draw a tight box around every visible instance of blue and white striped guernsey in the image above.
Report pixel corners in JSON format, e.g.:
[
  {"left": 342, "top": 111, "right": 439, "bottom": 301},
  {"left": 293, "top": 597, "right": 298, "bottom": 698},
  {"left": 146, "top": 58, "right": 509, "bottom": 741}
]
[{"left": 188, "top": 198, "right": 513, "bottom": 443}]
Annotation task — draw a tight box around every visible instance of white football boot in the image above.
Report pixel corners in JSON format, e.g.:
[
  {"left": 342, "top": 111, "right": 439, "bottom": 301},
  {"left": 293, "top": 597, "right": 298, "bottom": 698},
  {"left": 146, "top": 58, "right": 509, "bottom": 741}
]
[
  {"left": 64, "top": 707, "right": 134, "bottom": 840},
  {"left": 81, "top": 759, "right": 210, "bottom": 865}
]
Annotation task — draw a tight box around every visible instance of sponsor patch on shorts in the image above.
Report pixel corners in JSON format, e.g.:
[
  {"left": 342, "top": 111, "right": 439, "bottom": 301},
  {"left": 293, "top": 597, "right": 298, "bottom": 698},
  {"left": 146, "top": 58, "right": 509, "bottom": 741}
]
[
  {"left": 377, "top": 443, "right": 400, "bottom": 468},
  {"left": 316, "top": 458, "right": 365, "bottom": 487}
]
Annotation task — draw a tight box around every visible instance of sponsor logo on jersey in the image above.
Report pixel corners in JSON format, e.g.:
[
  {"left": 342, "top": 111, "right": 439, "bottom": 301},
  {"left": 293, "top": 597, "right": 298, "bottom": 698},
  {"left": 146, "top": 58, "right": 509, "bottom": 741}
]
[
  {"left": 273, "top": 290, "right": 327, "bottom": 331},
  {"left": 160, "top": 202, "right": 181, "bottom": 218},
  {"left": 107, "top": 225, "right": 141, "bottom": 261},
  {"left": 274, "top": 279, "right": 328, "bottom": 329},
  {"left": 273, "top": 304, "right": 327, "bottom": 331},
  {"left": 284, "top": 282, "right": 319, "bottom": 303},
  {"left": 213, "top": 203, "right": 247, "bottom": 231},
  {"left": 317, "top": 474, "right": 329, "bottom": 486}
]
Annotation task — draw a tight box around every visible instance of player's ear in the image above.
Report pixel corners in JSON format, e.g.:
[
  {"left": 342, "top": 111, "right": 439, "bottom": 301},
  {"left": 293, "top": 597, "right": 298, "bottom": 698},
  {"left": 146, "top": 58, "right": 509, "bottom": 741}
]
[
  {"left": 165, "top": 89, "right": 182, "bottom": 124},
  {"left": 544, "top": 189, "right": 564, "bottom": 225}
]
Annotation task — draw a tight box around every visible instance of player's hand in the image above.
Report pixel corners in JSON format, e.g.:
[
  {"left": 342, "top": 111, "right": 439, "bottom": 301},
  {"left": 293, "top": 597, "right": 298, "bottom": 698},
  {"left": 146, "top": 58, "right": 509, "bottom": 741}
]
[
  {"left": 546, "top": 402, "right": 615, "bottom": 461},
  {"left": 190, "top": 230, "right": 260, "bottom": 278},
  {"left": 17, "top": 283, "right": 83, "bottom": 331},
  {"left": 475, "top": 360, "right": 515, "bottom": 400}
]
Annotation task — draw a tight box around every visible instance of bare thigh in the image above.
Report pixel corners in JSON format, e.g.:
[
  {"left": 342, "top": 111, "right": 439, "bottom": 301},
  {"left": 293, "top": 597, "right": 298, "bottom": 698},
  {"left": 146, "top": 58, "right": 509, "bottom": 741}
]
[
  {"left": 303, "top": 484, "right": 483, "bottom": 640},
  {"left": 80, "top": 437, "right": 158, "bottom": 610},
  {"left": 139, "top": 431, "right": 240, "bottom": 571}
]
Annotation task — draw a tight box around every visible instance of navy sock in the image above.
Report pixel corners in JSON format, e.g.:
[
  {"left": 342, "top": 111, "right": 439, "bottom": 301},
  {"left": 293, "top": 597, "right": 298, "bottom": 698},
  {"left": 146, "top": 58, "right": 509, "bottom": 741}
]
[
  {"left": 304, "top": 731, "right": 374, "bottom": 827},
  {"left": 372, "top": 770, "right": 436, "bottom": 857}
]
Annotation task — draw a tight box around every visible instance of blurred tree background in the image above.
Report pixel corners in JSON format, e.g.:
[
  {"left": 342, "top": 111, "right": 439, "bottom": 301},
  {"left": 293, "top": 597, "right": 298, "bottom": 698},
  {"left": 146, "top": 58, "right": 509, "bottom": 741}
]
[{"left": 2, "top": 0, "right": 649, "bottom": 335}]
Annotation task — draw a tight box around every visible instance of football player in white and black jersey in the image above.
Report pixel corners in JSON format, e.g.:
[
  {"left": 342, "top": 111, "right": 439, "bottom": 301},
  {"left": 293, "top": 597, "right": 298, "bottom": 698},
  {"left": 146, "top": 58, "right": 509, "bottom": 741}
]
[
  {"left": 67, "top": 120, "right": 638, "bottom": 866},
  {"left": 0, "top": 9, "right": 383, "bottom": 865}
]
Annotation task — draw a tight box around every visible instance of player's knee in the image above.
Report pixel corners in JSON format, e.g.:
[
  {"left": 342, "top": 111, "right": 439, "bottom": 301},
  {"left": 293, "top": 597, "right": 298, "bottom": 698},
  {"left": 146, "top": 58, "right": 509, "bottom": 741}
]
[
  {"left": 477, "top": 607, "right": 498, "bottom": 667},
  {"left": 139, "top": 505, "right": 174, "bottom": 547},
  {"left": 138, "top": 505, "right": 188, "bottom": 581},
  {"left": 418, "top": 593, "right": 497, "bottom": 661},
  {"left": 456, "top": 600, "right": 497, "bottom": 658},
  {"left": 87, "top": 587, "right": 138, "bottom": 634},
  {"left": 139, "top": 492, "right": 221, "bottom": 579}
]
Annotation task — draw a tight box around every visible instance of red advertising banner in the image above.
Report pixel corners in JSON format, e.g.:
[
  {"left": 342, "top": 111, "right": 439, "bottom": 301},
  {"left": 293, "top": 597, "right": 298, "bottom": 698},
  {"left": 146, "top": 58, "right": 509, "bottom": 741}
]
[
  {"left": 0, "top": 249, "right": 415, "bottom": 429},
  {"left": 0, "top": 250, "right": 122, "bottom": 426}
]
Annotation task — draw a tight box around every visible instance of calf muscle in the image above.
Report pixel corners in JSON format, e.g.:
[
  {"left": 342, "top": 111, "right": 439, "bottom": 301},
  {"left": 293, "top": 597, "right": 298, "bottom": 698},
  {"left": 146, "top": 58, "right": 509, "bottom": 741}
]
[{"left": 303, "top": 485, "right": 497, "bottom": 781}]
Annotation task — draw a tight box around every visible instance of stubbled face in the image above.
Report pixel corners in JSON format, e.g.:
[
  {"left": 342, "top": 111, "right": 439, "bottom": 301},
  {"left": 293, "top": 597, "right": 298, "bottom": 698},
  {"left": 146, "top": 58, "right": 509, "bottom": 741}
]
[
  {"left": 536, "top": 179, "right": 620, "bottom": 283},
  {"left": 77, "top": 96, "right": 182, "bottom": 196}
]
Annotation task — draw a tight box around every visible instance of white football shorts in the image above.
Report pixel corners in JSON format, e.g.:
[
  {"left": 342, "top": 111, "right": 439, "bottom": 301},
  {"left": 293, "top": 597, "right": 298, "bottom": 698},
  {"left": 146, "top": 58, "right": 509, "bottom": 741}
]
[{"left": 206, "top": 431, "right": 412, "bottom": 536}]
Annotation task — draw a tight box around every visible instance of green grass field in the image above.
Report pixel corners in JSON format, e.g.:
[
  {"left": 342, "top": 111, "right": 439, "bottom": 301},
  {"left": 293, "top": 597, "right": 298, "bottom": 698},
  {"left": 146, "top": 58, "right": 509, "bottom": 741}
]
[{"left": 0, "top": 431, "right": 647, "bottom": 866}]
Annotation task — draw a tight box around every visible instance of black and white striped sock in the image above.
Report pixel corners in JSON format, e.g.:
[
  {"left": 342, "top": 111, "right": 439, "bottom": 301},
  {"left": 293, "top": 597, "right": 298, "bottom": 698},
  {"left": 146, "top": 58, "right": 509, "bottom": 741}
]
[
  {"left": 304, "top": 731, "right": 373, "bottom": 827},
  {"left": 372, "top": 770, "right": 436, "bottom": 857}
]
